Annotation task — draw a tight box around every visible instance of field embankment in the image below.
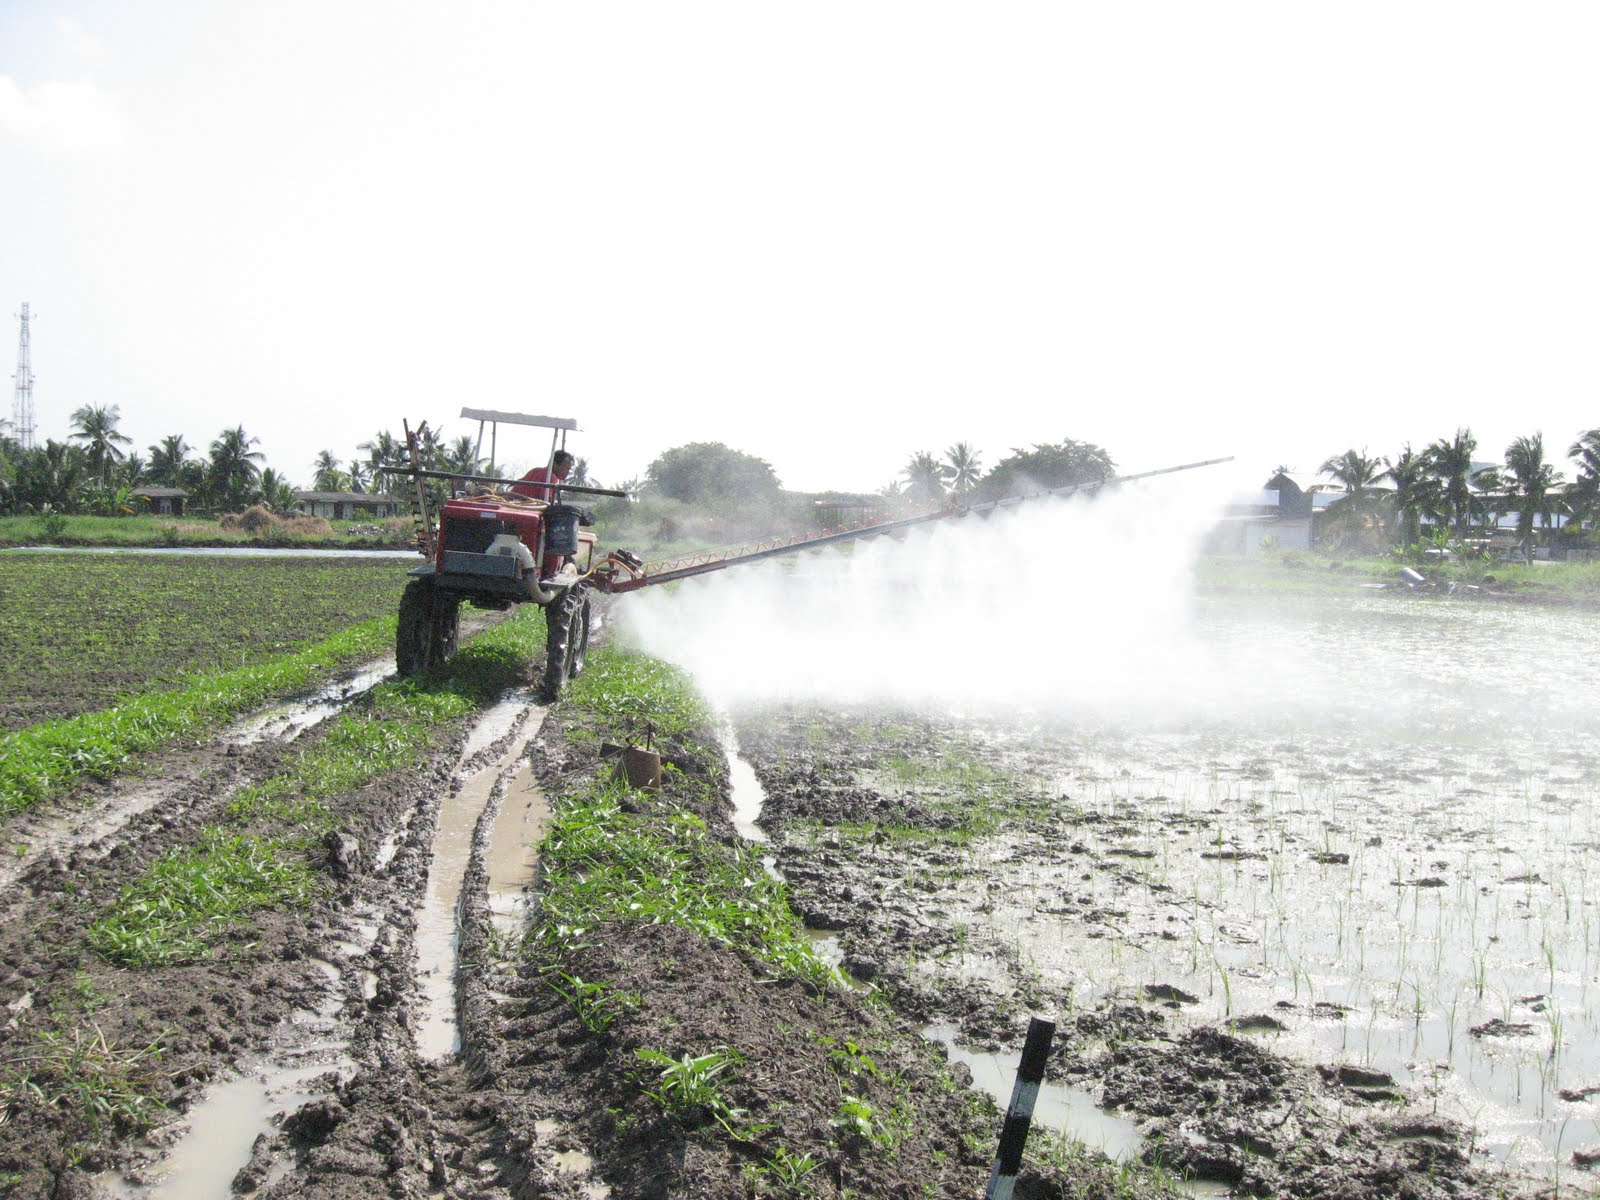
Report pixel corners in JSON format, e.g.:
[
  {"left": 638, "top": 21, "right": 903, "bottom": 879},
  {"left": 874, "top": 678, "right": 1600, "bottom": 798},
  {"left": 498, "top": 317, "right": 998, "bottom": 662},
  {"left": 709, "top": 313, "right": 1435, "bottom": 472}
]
[{"left": 1196, "top": 551, "right": 1600, "bottom": 605}]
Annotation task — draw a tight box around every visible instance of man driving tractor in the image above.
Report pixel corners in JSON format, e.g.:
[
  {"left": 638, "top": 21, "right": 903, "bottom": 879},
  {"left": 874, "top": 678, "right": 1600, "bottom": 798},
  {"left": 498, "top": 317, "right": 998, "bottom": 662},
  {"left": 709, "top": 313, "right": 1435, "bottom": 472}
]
[{"left": 512, "top": 450, "right": 574, "bottom": 502}]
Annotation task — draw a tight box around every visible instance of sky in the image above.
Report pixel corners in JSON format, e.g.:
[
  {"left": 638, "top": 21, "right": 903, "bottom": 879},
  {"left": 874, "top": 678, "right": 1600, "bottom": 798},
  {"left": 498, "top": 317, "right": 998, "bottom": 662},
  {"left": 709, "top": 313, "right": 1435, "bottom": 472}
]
[{"left": 2, "top": 2, "right": 1597, "bottom": 494}]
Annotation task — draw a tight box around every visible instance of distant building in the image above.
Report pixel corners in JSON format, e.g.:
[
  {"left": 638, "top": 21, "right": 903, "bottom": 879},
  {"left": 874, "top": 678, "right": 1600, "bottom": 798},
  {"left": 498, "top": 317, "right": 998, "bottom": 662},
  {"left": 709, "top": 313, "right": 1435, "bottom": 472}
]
[
  {"left": 294, "top": 492, "right": 400, "bottom": 520},
  {"left": 130, "top": 486, "right": 188, "bottom": 516},
  {"left": 1206, "top": 472, "right": 1348, "bottom": 555}
]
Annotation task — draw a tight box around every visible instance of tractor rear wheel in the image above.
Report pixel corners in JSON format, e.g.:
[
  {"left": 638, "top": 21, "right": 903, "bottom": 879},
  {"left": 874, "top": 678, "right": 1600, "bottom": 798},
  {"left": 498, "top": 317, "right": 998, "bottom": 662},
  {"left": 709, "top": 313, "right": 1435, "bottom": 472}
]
[
  {"left": 539, "top": 586, "right": 590, "bottom": 702},
  {"left": 397, "top": 579, "right": 453, "bottom": 677}
]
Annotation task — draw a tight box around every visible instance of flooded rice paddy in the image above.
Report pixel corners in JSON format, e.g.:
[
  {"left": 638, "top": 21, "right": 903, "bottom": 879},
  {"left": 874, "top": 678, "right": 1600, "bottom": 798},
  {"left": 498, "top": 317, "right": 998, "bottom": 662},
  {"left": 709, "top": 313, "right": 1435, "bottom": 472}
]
[{"left": 724, "top": 588, "right": 1600, "bottom": 1178}]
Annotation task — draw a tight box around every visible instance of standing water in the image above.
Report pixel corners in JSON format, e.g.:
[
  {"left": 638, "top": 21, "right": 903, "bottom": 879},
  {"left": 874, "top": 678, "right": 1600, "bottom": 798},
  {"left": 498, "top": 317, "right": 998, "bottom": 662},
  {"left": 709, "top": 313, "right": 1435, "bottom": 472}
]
[{"left": 620, "top": 483, "right": 1600, "bottom": 1173}]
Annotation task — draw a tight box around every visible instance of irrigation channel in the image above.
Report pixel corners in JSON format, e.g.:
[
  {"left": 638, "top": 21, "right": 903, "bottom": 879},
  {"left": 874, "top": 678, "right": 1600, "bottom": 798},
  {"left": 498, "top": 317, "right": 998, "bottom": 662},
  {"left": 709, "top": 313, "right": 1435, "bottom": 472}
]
[{"left": 715, "top": 585, "right": 1600, "bottom": 1193}]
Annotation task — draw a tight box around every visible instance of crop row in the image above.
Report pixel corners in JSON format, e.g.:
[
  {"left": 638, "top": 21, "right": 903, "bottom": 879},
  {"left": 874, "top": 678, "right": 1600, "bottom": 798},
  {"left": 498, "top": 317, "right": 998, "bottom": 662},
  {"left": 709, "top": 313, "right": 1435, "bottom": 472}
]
[{"left": 0, "top": 553, "right": 409, "bottom": 730}]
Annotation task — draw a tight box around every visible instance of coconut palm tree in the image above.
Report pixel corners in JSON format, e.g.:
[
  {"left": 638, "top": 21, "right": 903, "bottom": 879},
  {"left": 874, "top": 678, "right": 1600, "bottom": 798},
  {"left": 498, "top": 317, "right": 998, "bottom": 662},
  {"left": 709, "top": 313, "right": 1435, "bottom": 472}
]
[
  {"left": 1568, "top": 429, "right": 1600, "bottom": 531},
  {"left": 1426, "top": 428, "right": 1480, "bottom": 538},
  {"left": 147, "top": 435, "right": 192, "bottom": 488},
  {"left": 207, "top": 426, "right": 265, "bottom": 511},
  {"left": 1317, "top": 448, "right": 1387, "bottom": 550},
  {"left": 312, "top": 450, "right": 345, "bottom": 492},
  {"left": 944, "top": 442, "right": 983, "bottom": 497},
  {"left": 256, "top": 468, "right": 299, "bottom": 514},
  {"left": 347, "top": 461, "right": 369, "bottom": 493},
  {"left": 1504, "top": 434, "right": 1564, "bottom": 560},
  {"left": 360, "top": 429, "right": 404, "bottom": 494},
  {"left": 901, "top": 451, "right": 950, "bottom": 504},
  {"left": 445, "top": 436, "right": 481, "bottom": 478},
  {"left": 69, "top": 404, "right": 132, "bottom": 481},
  {"left": 1384, "top": 445, "right": 1441, "bottom": 548}
]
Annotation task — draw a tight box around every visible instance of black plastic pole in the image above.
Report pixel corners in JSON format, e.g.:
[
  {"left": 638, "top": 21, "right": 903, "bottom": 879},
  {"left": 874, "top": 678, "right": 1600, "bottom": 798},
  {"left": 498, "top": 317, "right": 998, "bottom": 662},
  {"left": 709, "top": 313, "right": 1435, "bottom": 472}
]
[{"left": 985, "top": 1016, "right": 1056, "bottom": 1200}]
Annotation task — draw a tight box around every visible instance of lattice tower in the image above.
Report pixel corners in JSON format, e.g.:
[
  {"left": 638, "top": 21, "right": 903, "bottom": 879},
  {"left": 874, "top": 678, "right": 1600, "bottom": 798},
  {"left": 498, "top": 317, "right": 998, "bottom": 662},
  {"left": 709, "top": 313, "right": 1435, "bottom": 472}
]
[{"left": 11, "top": 303, "right": 36, "bottom": 450}]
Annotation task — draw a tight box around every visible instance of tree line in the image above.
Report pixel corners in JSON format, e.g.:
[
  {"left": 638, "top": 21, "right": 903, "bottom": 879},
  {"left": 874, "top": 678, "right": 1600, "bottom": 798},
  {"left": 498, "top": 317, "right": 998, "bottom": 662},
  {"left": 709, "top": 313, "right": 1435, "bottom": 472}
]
[
  {"left": 1313, "top": 427, "right": 1600, "bottom": 557},
  {"left": 0, "top": 408, "right": 571, "bottom": 517}
]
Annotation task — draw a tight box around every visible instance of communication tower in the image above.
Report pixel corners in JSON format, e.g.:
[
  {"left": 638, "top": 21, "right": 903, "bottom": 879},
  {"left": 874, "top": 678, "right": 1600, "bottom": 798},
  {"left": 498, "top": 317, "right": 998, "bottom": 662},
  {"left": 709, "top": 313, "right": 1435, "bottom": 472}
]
[{"left": 11, "top": 303, "right": 36, "bottom": 450}]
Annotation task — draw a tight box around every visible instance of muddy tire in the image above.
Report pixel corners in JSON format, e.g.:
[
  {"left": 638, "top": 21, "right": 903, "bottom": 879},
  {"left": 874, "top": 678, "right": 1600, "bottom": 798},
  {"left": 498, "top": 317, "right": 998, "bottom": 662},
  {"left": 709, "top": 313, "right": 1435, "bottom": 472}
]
[
  {"left": 430, "top": 593, "right": 460, "bottom": 665},
  {"left": 397, "top": 579, "right": 451, "bottom": 677},
  {"left": 539, "top": 587, "right": 590, "bottom": 702}
]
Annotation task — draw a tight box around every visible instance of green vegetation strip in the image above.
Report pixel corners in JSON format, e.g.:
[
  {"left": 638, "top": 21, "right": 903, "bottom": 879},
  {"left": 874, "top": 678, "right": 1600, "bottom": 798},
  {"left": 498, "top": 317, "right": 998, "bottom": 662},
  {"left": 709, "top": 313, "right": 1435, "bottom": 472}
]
[
  {"left": 533, "top": 644, "right": 838, "bottom": 992},
  {"left": 87, "top": 609, "right": 545, "bottom": 967},
  {"left": 0, "top": 617, "right": 395, "bottom": 818}
]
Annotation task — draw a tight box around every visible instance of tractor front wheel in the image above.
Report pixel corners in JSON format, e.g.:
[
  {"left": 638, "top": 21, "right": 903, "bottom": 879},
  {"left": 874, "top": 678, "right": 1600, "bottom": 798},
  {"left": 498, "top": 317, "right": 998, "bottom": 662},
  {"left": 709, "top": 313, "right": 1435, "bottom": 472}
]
[
  {"left": 539, "top": 587, "right": 591, "bottom": 702},
  {"left": 397, "top": 579, "right": 457, "bottom": 677}
]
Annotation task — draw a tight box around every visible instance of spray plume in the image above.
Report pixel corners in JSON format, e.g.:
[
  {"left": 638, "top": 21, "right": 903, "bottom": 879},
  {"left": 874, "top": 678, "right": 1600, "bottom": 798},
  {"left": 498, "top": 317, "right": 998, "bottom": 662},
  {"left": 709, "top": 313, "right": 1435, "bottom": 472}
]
[{"left": 618, "top": 471, "right": 1251, "bottom": 723}]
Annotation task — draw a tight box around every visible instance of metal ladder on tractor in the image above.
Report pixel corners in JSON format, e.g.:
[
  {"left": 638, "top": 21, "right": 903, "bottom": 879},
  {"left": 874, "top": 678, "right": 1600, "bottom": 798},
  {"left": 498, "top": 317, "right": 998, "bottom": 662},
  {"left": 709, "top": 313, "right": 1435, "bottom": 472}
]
[{"left": 402, "top": 419, "right": 437, "bottom": 559}]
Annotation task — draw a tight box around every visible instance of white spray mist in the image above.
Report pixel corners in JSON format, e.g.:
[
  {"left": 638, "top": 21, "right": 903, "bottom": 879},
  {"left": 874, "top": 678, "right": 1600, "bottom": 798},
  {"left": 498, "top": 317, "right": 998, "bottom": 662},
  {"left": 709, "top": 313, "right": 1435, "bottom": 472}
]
[{"left": 616, "top": 471, "right": 1250, "bottom": 722}]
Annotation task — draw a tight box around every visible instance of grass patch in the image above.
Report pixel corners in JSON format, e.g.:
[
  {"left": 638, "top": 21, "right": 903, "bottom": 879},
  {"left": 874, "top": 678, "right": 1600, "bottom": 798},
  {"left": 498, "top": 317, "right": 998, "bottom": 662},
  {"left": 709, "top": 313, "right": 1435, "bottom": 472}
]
[
  {"left": 86, "top": 829, "right": 316, "bottom": 966},
  {"left": 534, "top": 781, "right": 835, "bottom": 989},
  {"left": 0, "top": 1018, "right": 168, "bottom": 1135},
  {"left": 535, "top": 644, "right": 836, "bottom": 991},
  {"left": 0, "top": 617, "right": 397, "bottom": 818},
  {"left": 1195, "top": 551, "right": 1600, "bottom": 599},
  {"left": 562, "top": 644, "right": 714, "bottom": 745}
]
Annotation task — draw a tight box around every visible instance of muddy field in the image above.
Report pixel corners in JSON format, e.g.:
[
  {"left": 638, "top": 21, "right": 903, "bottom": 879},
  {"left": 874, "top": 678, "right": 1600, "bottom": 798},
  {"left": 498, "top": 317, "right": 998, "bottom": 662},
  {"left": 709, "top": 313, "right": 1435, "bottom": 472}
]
[
  {"left": 4, "top": 576, "right": 1599, "bottom": 1200},
  {"left": 1, "top": 607, "right": 1199, "bottom": 1200},
  {"left": 715, "top": 588, "right": 1600, "bottom": 1199}
]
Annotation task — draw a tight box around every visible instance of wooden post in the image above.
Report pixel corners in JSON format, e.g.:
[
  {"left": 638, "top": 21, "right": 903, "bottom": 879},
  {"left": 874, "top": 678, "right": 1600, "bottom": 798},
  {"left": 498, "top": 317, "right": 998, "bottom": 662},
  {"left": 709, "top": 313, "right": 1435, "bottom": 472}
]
[{"left": 985, "top": 1016, "right": 1056, "bottom": 1200}]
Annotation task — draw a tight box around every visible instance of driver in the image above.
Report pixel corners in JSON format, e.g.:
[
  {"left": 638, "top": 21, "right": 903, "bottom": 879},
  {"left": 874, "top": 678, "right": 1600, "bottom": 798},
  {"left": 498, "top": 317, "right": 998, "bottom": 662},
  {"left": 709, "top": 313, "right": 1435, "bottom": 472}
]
[{"left": 511, "top": 450, "right": 574, "bottom": 502}]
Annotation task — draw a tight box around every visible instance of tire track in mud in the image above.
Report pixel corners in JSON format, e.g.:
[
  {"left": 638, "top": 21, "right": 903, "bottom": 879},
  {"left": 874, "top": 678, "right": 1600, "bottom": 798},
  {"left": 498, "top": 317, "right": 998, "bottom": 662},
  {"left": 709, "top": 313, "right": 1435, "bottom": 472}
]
[
  {"left": 0, "top": 656, "right": 397, "bottom": 897},
  {"left": 94, "top": 689, "right": 566, "bottom": 1200}
]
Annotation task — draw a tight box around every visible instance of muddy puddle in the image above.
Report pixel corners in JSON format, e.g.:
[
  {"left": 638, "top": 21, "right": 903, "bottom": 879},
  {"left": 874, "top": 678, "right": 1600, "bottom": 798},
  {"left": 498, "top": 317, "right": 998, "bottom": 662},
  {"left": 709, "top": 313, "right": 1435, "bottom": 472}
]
[
  {"left": 230, "top": 658, "right": 396, "bottom": 746},
  {"left": 724, "top": 590, "right": 1600, "bottom": 1190},
  {"left": 416, "top": 691, "right": 547, "bottom": 1058}
]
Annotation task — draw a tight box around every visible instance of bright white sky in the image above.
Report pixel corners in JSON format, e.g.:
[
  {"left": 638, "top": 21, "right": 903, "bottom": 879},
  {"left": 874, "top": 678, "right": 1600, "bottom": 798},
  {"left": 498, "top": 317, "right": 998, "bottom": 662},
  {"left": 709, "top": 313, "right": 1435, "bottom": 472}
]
[{"left": 2, "top": 2, "right": 1597, "bottom": 494}]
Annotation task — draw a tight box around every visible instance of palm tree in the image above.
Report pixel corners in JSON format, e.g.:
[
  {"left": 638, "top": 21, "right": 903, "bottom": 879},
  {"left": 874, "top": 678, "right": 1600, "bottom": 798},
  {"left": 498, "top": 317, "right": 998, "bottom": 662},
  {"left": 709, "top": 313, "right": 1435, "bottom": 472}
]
[
  {"left": 1384, "top": 445, "right": 1440, "bottom": 548},
  {"left": 69, "top": 404, "right": 132, "bottom": 481},
  {"left": 207, "top": 426, "right": 265, "bottom": 511},
  {"left": 1317, "top": 448, "right": 1387, "bottom": 550},
  {"left": 16, "top": 441, "right": 89, "bottom": 512},
  {"left": 347, "top": 461, "right": 369, "bottom": 493},
  {"left": 944, "top": 442, "right": 982, "bottom": 497},
  {"left": 312, "top": 450, "right": 345, "bottom": 492},
  {"left": 360, "top": 430, "right": 403, "bottom": 494},
  {"left": 1504, "top": 434, "right": 1564, "bottom": 560},
  {"left": 445, "top": 436, "right": 481, "bottom": 477},
  {"left": 256, "top": 468, "right": 299, "bottom": 514},
  {"left": 901, "top": 451, "right": 950, "bottom": 504},
  {"left": 119, "top": 453, "right": 146, "bottom": 486},
  {"left": 147, "top": 435, "right": 192, "bottom": 487},
  {"left": 1426, "top": 428, "right": 1479, "bottom": 538},
  {"left": 1568, "top": 429, "right": 1600, "bottom": 531}
]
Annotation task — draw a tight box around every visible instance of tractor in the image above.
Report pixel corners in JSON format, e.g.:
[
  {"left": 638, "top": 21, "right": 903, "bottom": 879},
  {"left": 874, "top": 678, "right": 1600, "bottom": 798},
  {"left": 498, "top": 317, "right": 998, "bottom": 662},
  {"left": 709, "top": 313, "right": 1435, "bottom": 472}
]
[
  {"left": 395, "top": 407, "right": 1233, "bottom": 702},
  {"left": 395, "top": 409, "right": 631, "bottom": 700}
]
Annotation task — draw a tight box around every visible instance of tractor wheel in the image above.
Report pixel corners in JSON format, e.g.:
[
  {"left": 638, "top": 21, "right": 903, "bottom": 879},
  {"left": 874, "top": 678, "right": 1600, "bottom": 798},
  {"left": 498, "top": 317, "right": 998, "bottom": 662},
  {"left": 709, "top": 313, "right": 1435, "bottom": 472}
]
[
  {"left": 567, "top": 590, "right": 591, "bottom": 679},
  {"left": 539, "top": 586, "right": 590, "bottom": 702},
  {"left": 430, "top": 593, "right": 461, "bottom": 666},
  {"left": 396, "top": 579, "right": 437, "bottom": 677}
]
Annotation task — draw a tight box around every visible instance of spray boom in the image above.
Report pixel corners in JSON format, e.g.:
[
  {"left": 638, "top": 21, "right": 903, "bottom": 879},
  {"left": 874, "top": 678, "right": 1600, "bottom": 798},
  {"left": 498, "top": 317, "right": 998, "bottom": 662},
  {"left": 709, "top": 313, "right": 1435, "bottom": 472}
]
[{"left": 592, "top": 455, "right": 1233, "bottom": 594}]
